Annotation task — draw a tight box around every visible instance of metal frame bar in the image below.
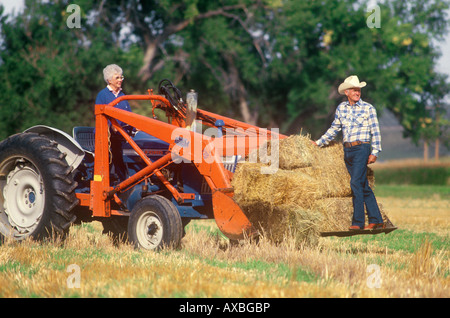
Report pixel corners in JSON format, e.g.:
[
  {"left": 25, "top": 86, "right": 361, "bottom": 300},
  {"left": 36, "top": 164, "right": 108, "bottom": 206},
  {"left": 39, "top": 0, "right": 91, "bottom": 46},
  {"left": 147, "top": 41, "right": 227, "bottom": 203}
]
[{"left": 77, "top": 92, "right": 282, "bottom": 239}]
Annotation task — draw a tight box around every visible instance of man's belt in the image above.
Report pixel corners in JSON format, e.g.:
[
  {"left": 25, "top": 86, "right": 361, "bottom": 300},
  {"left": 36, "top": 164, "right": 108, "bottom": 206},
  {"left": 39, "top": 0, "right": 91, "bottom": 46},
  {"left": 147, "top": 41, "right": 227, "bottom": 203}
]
[{"left": 343, "top": 141, "right": 370, "bottom": 148}]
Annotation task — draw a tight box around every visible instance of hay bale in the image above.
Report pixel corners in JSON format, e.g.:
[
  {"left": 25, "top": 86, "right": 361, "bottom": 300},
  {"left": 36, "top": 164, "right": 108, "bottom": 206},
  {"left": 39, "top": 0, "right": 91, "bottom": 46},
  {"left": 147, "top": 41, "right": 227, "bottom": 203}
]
[
  {"left": 238, "top": 201, "right": 322, "bottom": 247},
  {"left": 233, "top": 163, "right": 320, "bottom": 206},
  {"left": 232, "top": 163, "right": 274, "bottom": 204},
  {"left": 261, "top": 168, "right": 322, "bottom": 207},
  {"left": 313, "top": 197, "right": 354, "bottom": 232},
  {"left": 312, "top": 198, "right": 390, "bottom": 232},
  {"left": 233, "top": 138, "right": 354, "bottom": 207},
  {"left": 277, "top": 134, "right": 316, "bottom": 169},
  {"left": 252, "top": 134, "right": 375, "bottom": 191},
  {"left": 231, "top": 134, "right": 381, "bottom": 245}
]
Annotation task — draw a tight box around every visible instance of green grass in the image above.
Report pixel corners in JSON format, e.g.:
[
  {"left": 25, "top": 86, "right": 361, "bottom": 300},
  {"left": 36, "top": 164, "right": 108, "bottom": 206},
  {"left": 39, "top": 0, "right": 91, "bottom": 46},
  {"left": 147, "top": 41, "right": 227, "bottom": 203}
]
[
  {"left": 183, "top": 250, "right": 318, "bottom": 285},
  {"left": 0, "top": 260, "right": 39, "bottom": 278},
  {"left": 374, "top": 166, "right": 450, "bottom": 185},
  {"left": 0, "top": 184, "right": 447, "bottom": 298},
  {"left": 333, "top": 229, "right": 450, "bottom": 278},
  {"left": 374, "top": 184, "right": 450, "bottom": 199},
  {"left": 231, "top": 260, "right": 318, "bottom": 284},
  {"left": 336, "top": 229, "right": 449, "bottom": 254}
]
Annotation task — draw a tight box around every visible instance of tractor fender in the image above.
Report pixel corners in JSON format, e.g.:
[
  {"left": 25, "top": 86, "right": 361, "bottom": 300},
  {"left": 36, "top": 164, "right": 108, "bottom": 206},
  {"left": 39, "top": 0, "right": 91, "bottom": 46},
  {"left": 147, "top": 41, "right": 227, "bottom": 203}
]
[{"left": 24, "top": 125, "right": 85, "bottom": 170}]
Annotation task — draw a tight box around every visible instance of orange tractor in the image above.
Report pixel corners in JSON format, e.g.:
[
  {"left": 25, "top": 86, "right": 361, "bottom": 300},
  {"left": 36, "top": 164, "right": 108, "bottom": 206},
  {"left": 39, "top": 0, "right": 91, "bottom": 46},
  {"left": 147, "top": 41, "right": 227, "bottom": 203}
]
[
  {"left": 0, "top": 80, "right": 396, "bottom": 249},
  {"left": 0, "top": 80, "right": 282, "bottom": 249}
]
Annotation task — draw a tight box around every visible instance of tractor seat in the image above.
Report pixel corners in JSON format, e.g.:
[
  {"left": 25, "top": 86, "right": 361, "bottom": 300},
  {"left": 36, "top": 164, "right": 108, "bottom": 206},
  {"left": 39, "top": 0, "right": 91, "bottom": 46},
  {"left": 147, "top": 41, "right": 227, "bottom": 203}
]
[{"left": 73, "top": 126, "right": 95, "bottom": 153}]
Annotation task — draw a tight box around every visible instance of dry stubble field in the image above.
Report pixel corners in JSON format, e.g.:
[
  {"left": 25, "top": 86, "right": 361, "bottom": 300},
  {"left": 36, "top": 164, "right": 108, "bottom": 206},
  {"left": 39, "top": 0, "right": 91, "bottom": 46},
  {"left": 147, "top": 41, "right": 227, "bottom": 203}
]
[{"left": 0, "top": 184, "right": 448, "bottom": 299}]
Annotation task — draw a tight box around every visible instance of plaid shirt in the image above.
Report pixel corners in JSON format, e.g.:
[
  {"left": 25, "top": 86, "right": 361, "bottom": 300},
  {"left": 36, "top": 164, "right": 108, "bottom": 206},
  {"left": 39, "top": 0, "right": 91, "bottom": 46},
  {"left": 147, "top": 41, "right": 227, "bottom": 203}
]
[{"left": 316, "top": 99, "right": 382, "bottom": 156}]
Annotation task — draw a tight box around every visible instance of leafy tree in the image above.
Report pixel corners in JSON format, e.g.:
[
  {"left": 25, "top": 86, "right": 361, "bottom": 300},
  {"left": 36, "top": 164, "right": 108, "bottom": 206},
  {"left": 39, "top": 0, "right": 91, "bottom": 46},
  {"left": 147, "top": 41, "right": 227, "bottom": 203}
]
[
  {"left": 181, "top": 1, "right": 268, "bottom": 124},
  {"left": 0, "top": 0, "right": 449, "bottom": 150},
  {"left": 259, "top": 0, "right": 450, "bottom": 140},
  {"left": 0, "top": 0, "right": 142, "bottom": 138},
  {"left": 368, "top": 0, "right": 450, "bottom": 143},
  {"left": 85, "top": 0, "right": 267, "bottom": 124}
]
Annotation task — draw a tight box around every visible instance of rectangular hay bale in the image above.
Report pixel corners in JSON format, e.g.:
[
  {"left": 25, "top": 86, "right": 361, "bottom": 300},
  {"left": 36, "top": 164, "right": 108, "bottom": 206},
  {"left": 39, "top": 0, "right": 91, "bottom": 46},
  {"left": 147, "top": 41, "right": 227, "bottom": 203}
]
[{"left": 231, "top": 134, "right": 382, "bottom": 243}]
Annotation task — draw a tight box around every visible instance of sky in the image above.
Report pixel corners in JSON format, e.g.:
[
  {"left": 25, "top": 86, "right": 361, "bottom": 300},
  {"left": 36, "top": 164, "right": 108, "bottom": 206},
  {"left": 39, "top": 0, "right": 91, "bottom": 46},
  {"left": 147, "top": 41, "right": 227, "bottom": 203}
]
[
  {"left": 1, "top": 0, "right": 450, "bottom": 81},
  {"left": 1, "top": 0, "right": 21, "bottom": 17}
]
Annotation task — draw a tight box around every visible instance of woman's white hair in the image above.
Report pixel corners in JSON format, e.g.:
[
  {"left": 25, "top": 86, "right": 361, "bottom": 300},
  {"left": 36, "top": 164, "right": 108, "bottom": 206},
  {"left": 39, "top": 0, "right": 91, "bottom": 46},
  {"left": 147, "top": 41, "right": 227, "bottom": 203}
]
[{"left": 103, "top": 64, "right": 123, "bottom": 84}]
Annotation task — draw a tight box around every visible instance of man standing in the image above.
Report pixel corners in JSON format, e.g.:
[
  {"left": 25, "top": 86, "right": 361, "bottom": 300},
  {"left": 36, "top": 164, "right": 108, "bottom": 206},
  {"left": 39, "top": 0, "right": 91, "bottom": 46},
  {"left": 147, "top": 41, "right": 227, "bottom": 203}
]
[{"left": 313, "top": 75, "right": 384, "bottom": 230}]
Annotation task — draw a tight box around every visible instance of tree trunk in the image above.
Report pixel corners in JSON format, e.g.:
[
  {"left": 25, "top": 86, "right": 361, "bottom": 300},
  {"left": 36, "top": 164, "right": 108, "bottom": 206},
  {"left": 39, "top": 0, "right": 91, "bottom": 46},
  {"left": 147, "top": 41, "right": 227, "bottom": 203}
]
[
  {"left": 434, "top": 139, "right": 439, "bottom": 161},
  {"left": 238, "top": 93, "right": 257, "bottom": 125},
  {"left": 133, "top": 5, "right": 250, "bottom": 84},
  {"left": 423, "top": 140, "right": 428, "bottom": 162},
  {"left": 138, "top": 41, "right": 158, "bottom": 82}
]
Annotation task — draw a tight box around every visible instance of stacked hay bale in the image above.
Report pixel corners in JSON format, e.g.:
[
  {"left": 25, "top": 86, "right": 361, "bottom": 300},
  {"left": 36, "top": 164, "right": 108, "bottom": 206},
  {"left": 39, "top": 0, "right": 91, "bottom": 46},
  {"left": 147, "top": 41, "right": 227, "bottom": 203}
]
[{"left": 231, "top": 134, "right": 384, "bottom": 247}]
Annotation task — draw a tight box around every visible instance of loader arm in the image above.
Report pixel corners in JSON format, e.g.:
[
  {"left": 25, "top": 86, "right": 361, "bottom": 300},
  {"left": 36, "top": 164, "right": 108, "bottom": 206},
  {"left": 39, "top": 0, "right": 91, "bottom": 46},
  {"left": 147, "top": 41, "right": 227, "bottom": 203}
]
[{"left": 87, "top": 93, "right": 284, "bottom": 240}]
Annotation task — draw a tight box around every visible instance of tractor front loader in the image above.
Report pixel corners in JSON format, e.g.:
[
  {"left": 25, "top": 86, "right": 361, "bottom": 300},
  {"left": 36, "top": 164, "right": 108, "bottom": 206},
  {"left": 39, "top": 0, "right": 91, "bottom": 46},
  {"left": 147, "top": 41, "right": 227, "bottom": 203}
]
[
  {"left": 0, "top": 80, "right": 396, "bottom": 249},
  {"left": 0, "top": 80, "right": 281, "bottom": 249}
]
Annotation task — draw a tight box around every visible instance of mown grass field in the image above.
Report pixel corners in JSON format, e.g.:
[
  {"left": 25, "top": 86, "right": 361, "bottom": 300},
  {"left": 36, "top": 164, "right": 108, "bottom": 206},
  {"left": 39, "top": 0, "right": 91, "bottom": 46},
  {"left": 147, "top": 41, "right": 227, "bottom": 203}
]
[{"left": 0, "top": 163, "right": 448, "bottom": 299}]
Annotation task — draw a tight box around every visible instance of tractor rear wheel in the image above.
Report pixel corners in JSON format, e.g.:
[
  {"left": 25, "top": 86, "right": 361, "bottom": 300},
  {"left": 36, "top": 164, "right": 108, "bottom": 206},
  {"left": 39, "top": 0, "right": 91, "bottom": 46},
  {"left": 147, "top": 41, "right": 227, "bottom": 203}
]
[
  {"left": 128, "top": 195, "right": 182, "bottom": 250},
  {"left": 0, "top": 133, "right": 78, "bottom": 242}
]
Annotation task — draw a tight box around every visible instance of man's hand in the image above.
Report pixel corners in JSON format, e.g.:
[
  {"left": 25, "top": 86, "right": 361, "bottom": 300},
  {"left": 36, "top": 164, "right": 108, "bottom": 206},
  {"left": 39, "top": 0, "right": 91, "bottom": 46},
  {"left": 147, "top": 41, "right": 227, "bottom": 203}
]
[
  {"left": 311, "top": 141, "right": 318, "bottom": 146},
  {"left": 367, "top": 154, "right": 377, "bottom": 164}
]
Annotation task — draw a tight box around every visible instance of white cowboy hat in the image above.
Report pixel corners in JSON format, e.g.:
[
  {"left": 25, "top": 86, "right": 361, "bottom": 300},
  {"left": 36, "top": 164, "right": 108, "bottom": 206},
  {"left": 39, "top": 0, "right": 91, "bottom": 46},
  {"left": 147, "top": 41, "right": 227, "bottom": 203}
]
[{"left": 338, "top": 75, "right": 367, "bottom": 95}]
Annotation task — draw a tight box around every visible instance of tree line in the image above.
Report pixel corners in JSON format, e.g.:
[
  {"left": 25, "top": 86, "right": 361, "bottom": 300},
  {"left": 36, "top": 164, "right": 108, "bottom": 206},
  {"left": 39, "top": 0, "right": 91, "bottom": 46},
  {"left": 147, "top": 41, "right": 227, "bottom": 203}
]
[{"left": 0, "top": 0, "right": 449, "bottom": 150}]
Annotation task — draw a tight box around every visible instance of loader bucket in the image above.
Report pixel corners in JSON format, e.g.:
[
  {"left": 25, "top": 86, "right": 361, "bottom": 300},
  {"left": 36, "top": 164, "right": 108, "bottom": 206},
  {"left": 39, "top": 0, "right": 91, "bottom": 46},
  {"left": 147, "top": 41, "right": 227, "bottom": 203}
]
[
  {"left": 320, "top": 217, "right": 398, "bottom": 237},
  {"left": 212, "top": 190, "right": 256, "bottom": 241},
  {"left": 320, "top": 226, "right": 398, "bottom": 237}
]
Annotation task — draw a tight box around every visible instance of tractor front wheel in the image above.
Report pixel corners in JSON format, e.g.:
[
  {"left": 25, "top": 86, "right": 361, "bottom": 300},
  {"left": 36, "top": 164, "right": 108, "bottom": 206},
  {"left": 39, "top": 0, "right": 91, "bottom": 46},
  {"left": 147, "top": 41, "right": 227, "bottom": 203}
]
[{"left": 128, "top": 195, "right": 182, "bottom": 250}]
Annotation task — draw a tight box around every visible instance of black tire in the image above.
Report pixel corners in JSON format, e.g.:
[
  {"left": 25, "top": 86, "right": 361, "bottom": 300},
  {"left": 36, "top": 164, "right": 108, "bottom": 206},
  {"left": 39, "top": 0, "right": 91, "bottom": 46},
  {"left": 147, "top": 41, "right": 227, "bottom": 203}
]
[
  {"left": 128, "top": 195, "right": 182, "bottom": 251},
  {"left": 0, "top": 133, "right": 78, "bottom": 241}
]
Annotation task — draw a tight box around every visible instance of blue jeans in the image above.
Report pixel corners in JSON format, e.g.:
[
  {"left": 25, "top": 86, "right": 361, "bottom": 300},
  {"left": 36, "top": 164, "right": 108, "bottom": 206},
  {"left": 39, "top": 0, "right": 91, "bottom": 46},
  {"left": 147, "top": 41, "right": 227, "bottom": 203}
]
[{"left": 344, "top": 143, "right": 383, "bottom": 228}]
